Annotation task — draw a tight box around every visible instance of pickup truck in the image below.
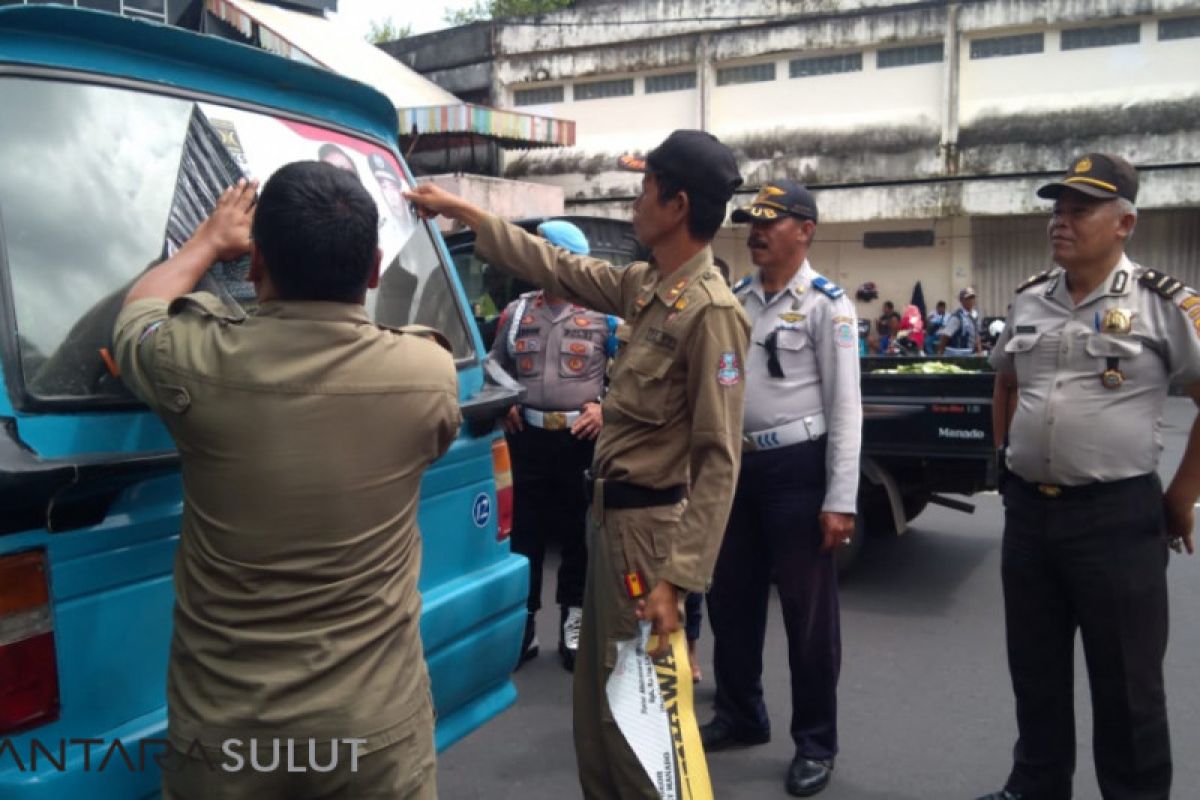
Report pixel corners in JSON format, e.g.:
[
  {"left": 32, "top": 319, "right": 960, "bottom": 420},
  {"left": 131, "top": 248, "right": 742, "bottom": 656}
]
[{"left": 845, "top": 355, "right": 997, "bottom": 571}]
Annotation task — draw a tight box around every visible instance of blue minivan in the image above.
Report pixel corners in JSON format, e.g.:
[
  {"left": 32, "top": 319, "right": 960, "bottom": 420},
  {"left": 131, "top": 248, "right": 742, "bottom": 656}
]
[{"left": 0, "top": 6, "right": 527, "bottom": 797}]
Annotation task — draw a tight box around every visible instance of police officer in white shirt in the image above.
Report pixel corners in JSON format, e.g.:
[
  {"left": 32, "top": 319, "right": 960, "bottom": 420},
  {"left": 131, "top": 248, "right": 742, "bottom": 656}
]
[
  {"left": 700, "top": 180, "right": 862, "bottom": 798},
  {"left": 978, "top": 153, "right": 1200, "bottom": 800}
]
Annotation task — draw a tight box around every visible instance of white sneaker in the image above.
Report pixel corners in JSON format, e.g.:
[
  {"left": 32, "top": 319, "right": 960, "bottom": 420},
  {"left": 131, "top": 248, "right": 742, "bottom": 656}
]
[{"left": 559, "top": 606, "right": 583, "bottom": 672}]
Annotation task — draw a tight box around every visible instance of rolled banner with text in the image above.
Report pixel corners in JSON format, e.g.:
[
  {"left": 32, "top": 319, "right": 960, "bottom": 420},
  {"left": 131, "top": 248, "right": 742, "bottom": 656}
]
[{"left": 606, "top": 622, "right": 713, "bottom": 800}]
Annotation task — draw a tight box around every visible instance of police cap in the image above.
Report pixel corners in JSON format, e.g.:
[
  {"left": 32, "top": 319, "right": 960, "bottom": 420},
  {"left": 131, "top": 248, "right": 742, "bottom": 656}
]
[
  {"left": 731, "top": 179, "right": 818, "bottom": 224},
  {"left": 1037, "top": 153, "right": 1138, "bottom": 203}
]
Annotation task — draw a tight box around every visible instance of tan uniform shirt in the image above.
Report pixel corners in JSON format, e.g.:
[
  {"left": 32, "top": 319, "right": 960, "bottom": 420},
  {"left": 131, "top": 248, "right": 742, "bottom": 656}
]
[
  {"left": 112, "top": 292, "right": 460, "bottom": 752},
  {"left": 489, "top": 291, "right": 609, "bottom": 411},
  {"left": 990, "top": 255, "right": 1200, "bottom": 485},
  {"left": 476, "top": 215, "right": 750, "bottom": 591},
  {"left": 737, "top": 262, "right": 863, "bottom": 513}
]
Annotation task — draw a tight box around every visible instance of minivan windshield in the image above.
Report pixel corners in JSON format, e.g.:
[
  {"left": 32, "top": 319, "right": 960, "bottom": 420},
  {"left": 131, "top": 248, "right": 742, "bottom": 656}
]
[{"left": 0, "top": 76, "right": 474, "bottom": 405}]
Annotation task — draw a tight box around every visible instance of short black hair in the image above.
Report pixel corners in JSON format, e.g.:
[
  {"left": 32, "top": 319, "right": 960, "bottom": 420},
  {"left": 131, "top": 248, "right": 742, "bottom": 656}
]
[
  {"left": 252, "top": 161, "right": 379, "bottom": 303},
  {"left": 653, "top": 170, "right": 726, "bottom": 241}
]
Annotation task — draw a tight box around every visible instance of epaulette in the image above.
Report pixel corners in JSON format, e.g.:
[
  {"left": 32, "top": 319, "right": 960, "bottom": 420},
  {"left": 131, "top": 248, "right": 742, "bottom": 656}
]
[
  {"left": 1015, "top": 271, "right": 1053, "bottom": 293},
  {"left": 386, "top": 323, "right": 452, "bottom": 353},
  {"left": 699, "top": 277, "right": 736, "bottom": 308},
  {"left": 167, "top": 291, "right": 245, "bottom": 323},
  {"left": 810, "top": 275, "right": 844, "bottom": 300},
  {"left": 731, "top": 276, "right": 752, "bottom": 294},
  {"left": 1138, "top": 269, "right": 1186, "bottom": 300}
]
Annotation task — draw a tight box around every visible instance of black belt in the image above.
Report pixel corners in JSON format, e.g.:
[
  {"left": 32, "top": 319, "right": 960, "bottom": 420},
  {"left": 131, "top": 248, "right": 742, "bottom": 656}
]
[
  {"left": 583, "top": 470, "right": 685, "bottom": 509},
  {"left": 1010, "top": 473, "right": 1155, "bottom": 501}
]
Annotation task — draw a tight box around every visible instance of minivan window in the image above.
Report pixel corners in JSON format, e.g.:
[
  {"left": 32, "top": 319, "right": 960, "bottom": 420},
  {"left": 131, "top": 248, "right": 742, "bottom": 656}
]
[{"left": 0, "top": 77, "right": 473, "bottom": 405}]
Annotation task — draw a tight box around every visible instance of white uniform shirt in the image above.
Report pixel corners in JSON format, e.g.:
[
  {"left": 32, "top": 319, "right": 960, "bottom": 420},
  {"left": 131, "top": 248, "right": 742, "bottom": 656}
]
[
  {"left": 991, "top": 254, "right": 1200, "bottom": 485},
  {"left": 737, "top": 261, "right": 863, "bottom": 513}
]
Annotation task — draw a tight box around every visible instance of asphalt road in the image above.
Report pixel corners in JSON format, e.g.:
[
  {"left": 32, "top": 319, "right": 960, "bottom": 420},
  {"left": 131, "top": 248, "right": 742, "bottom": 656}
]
[{"left": 438, "top": 397, "right": 1200, "bottom": 799}]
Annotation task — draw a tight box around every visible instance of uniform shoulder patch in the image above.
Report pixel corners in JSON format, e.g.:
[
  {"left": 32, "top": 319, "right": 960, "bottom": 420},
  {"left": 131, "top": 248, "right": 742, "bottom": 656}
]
[
  {"left": 167, "top": 291, "right": 245, "bottom": 323},
  {"left": 810, "top": 275, "right": 844, "bottom": 300},
  {"left": 1138, "top": 268, "right": 1186, "bottom": 300},
  {"left": 1015, "top": 271, "right": 1053, "bottom": 293}
]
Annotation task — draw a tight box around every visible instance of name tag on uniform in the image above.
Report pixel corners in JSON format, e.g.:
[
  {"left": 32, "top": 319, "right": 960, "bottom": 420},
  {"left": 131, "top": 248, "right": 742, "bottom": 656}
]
[
  {"left": 645, "top": 328, "right": 678, "bottom": 351},
  {"left": 1015, "top": 325, "right": 1037, "bottom": 334}
]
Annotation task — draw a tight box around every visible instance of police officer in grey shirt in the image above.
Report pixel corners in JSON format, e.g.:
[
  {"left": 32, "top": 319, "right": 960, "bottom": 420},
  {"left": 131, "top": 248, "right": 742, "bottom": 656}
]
[
  {"left": 489, "top": 220, "right": 614, "bottom": 672},
  {"left": 700, "top": 181, "right": 861, "bottom": 798},
  {"left": 978, "top": 153, "right": 1200, "bottom": 800}
]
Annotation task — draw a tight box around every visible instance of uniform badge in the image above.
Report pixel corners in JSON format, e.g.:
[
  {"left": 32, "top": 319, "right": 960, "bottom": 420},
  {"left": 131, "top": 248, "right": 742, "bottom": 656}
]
[
  {"left": 569, "top": 342, "right": 589, "bottom": 355},
  {"left": 521, "top": 314, "right": 534, "bottom": 324},
  {"left": 567, "top": 357, "right": 585, "bottom": 372},
  {"left": 1101, "top": 368, "right": 1125, "bottom": 390},
  {"left": 574, "top": 316, "right": 592, "bottom": 327},
  {"left": 518, "top": 356, "right": 534, "bottom": 373},
  {"left": 1099, "top": 308, "right": 1133, "bottom": 335},
  {"left": 834, "top": 320, "right": 855, "bottom": 349},
  {"left": 717, "top": 352, "right": 741, "bottom": 386},
  {"left": 674, "top": 297, "right": 688, "bottom": 311},
  {"left": 778, "top": 312, "right": 806, "bottom": 323}
]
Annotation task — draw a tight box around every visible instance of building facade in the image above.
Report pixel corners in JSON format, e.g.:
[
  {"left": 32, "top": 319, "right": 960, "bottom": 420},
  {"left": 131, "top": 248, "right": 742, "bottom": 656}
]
[{"left": 391, "top": 0, "right": 1200, "bottom": 318}]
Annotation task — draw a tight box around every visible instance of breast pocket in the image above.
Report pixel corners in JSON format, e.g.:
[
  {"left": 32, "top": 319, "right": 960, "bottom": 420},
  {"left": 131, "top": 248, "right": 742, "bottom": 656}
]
[
  {"left": 1084, "top": 334, "right": 1144, "bottom": 380},
  {"left": 1003, "top": 332, "right": 1042, "bottom": 384},
  {"left": 606, "top": 348, "right": 673, "bottom": 424},
  {"left": 559, "top": 338, "right": 596, "bottom": 378}
]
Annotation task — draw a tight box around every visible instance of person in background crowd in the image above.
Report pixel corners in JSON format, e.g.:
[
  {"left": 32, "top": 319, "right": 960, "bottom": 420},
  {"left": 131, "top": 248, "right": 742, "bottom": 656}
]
[
  {"left": 875, "top": 299, "right": 895, "bottom": 338},
  {"left": 926, "top": 300, "right": 947, "bottom": 353},
  {"left": 938, "top": 287, "right": 983, "bottom": 355}
]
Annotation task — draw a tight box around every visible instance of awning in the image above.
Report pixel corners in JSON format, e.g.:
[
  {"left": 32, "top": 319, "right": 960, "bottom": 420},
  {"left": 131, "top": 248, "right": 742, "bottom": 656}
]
[
  {"left": 400, "top": 104, "right": 575, "bottom": 150},
  {"left": 205, "top": 0, "right": 572, "bottom": 148}
]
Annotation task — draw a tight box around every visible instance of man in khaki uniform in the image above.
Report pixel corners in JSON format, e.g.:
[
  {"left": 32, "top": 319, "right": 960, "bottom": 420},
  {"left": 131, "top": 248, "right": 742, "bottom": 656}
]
[
  {"left": 112, "top": 162, "right": 459, "bottom": 799},
  {"left": 408, "top": 129, "right": 750, "bottom": 799}
]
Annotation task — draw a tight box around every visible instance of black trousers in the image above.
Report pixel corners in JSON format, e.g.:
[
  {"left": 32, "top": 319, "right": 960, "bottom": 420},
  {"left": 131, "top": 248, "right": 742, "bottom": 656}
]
[
  {"left": 1001, "top": 474, "right": 1171, "bottom": 800},
  {"left": 507, "top": 424, "right": 593, "bottom": 613},
  {"left": 708, "top": 438, "right": 841, "bottom": 759}
]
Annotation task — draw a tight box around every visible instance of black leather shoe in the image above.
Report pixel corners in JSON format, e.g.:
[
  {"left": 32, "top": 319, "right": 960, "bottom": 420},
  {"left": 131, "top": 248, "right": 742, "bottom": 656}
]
[
  {"left": 699, "top": 717, "right": 770, "bottom": 751},
  {"left": 974, "top": 792, "right": 1022, "bottom": 800},
  {"left": 785, "top": 756, "right": 832, "bottom": 797}
]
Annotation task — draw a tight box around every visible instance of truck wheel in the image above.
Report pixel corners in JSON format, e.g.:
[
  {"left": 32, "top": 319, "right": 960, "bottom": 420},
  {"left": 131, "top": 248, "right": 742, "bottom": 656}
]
[{"left": 836, "top": 514, "right": 866, "bottom": 577}]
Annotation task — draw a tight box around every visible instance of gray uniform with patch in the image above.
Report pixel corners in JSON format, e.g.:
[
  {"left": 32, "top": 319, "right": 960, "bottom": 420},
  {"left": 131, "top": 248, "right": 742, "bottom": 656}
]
[
  {"left": 990, "top": 254, "right": 1200, "bottom": 485},
  {"left": 736, "top": 261, "right": 863, "bottom": 513},
  {"left": 489, "top": 290, "right": 609, "bottom": 411}
]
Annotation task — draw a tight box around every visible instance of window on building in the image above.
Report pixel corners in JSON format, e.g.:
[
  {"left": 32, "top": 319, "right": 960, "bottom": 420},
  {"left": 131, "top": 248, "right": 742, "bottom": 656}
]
[
  {"left": 969, "top": 32, "right": 1045, "bottom": 59},
  {"left": 1159, "top": 15, "right": 1200, "bottom": 41},
  {"left": 789, "top": 52, "right": 862, "bottom": 78},
  {"left": 716, "top": 62, "right": 776, "bottom": 86},
  {"left": 877, "top": 43, "right": 944, "bottom": 69},
  {"left": 644, "top": 71, "right": 697, "bottom": 94},
  {"left": 863, "top": 230, "right": 936, "bottom": 249},
  {"left": 573, "top": 78, "right": 635, "bottom": 101},
  {"left": 1061, "top": 22, "right": 1141, "bottom": 50},
  {"left": 513, "top": 86, "right": 564, "bottom": 106}
]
